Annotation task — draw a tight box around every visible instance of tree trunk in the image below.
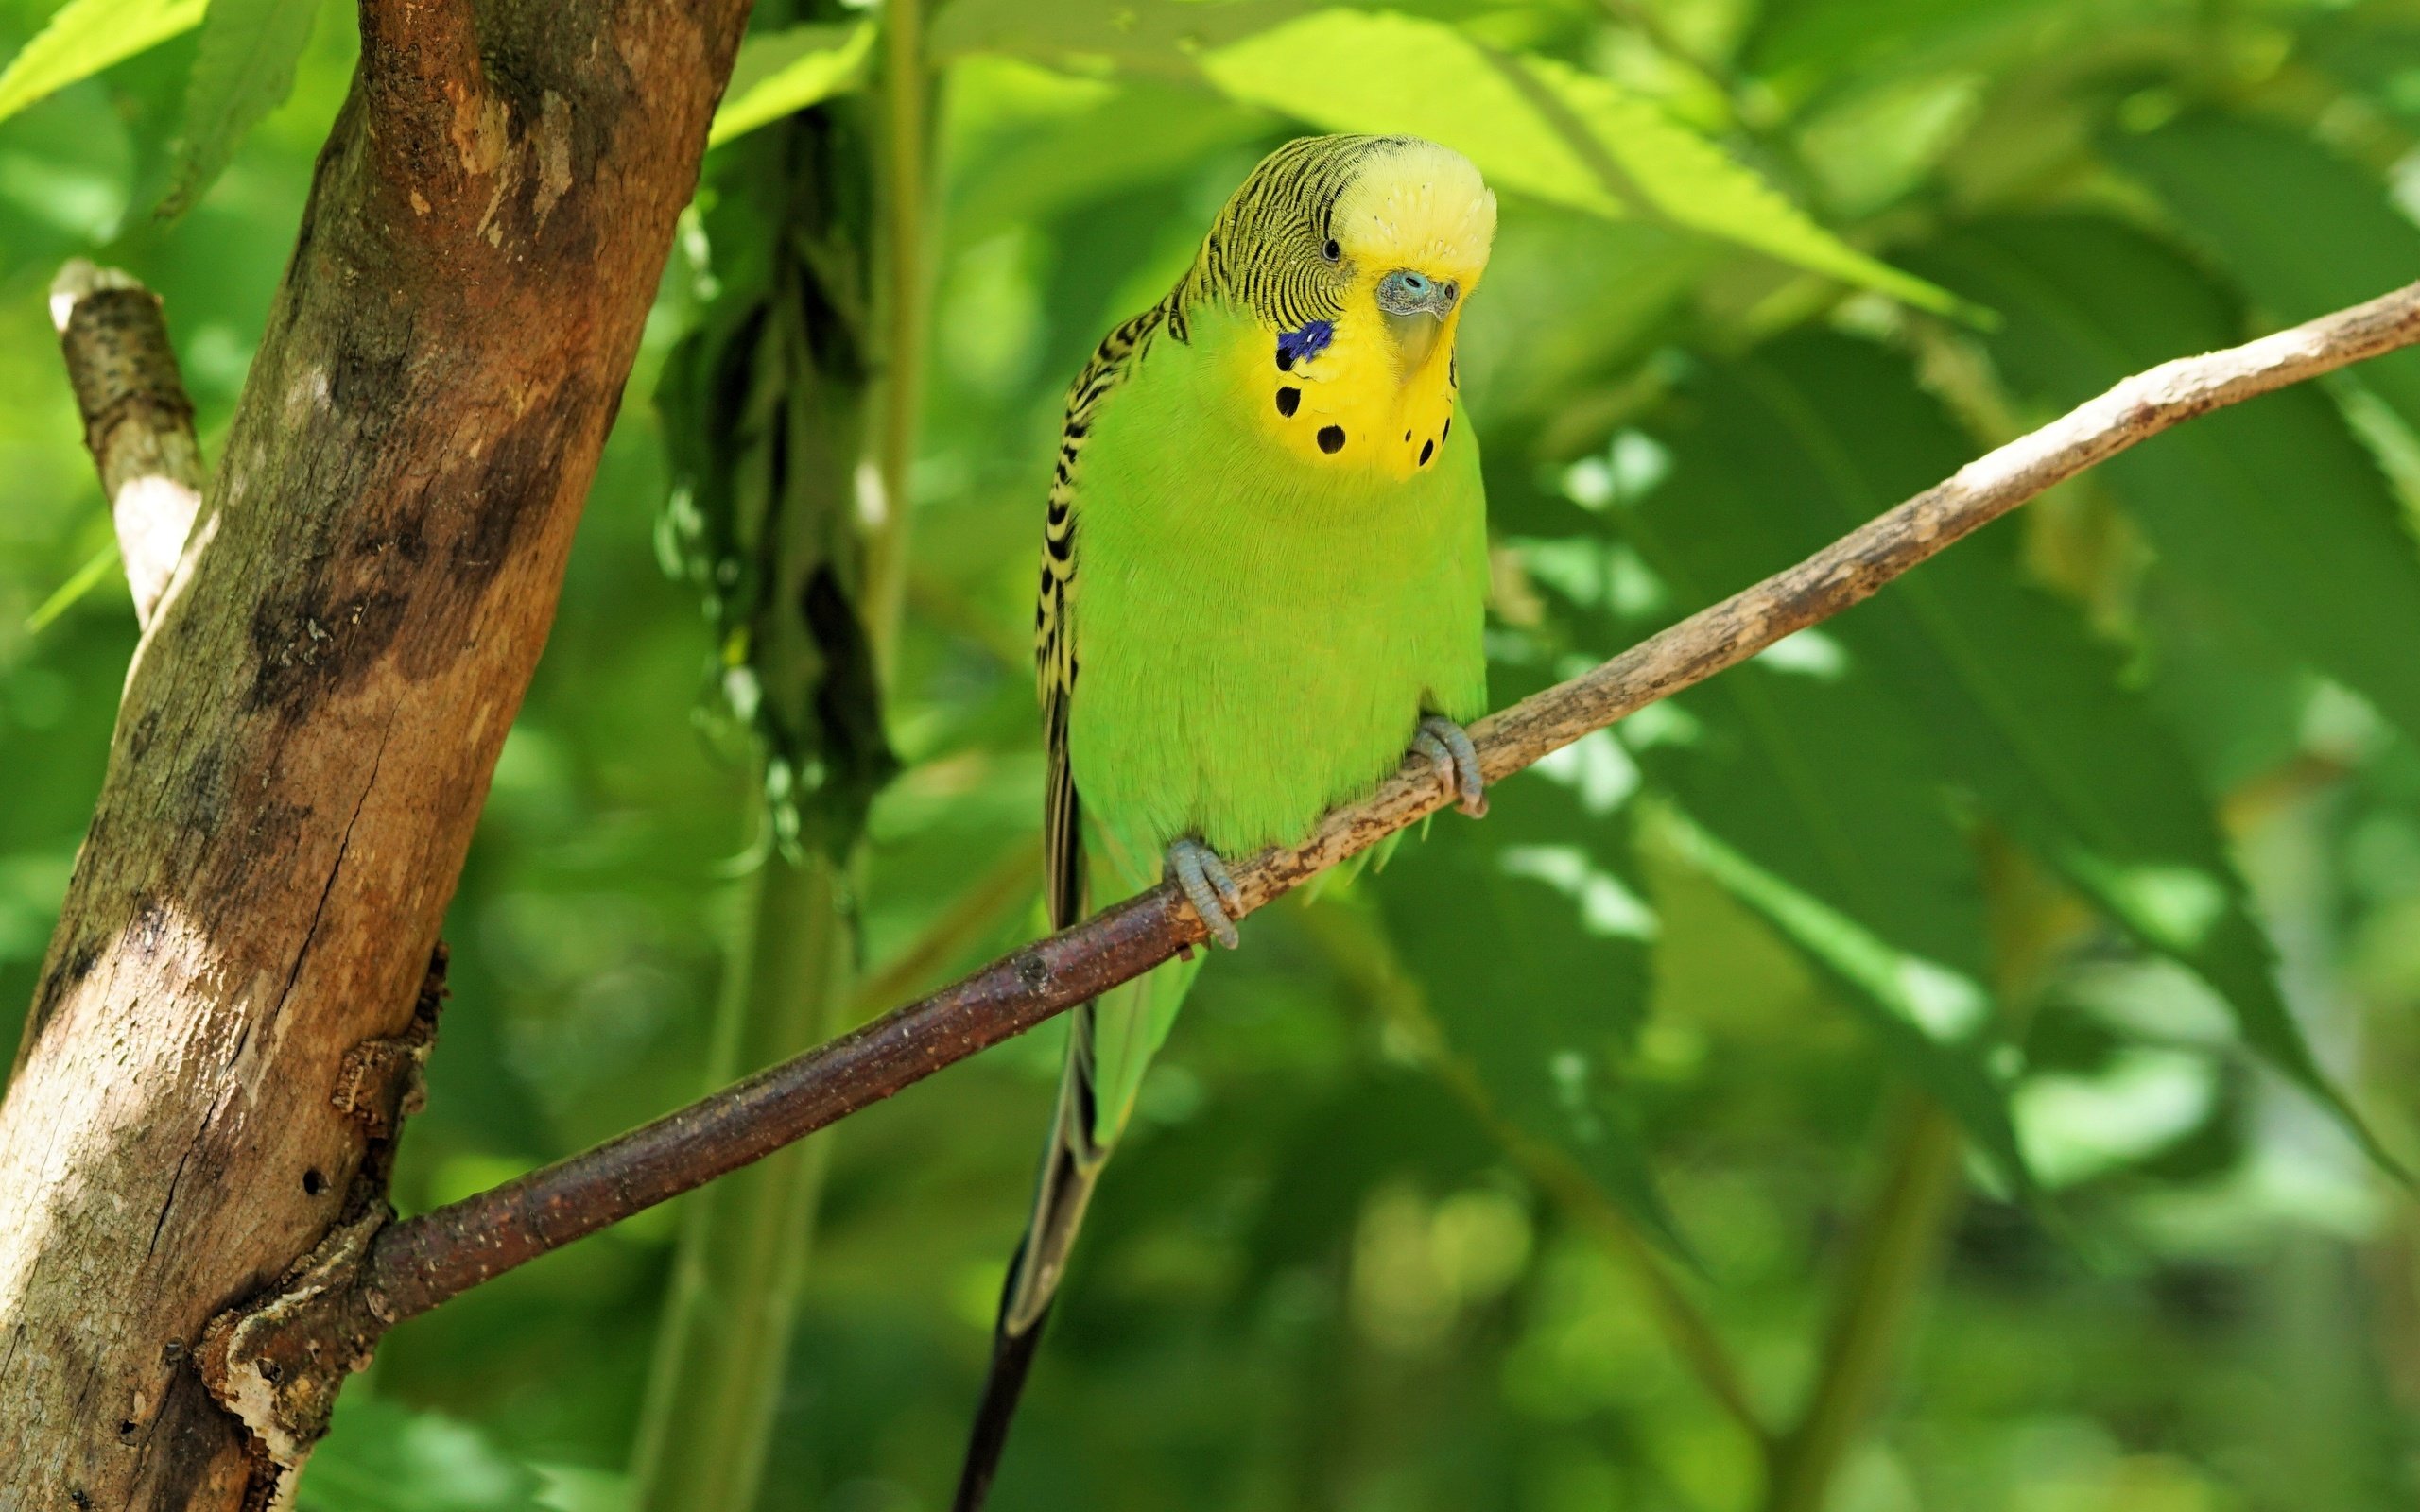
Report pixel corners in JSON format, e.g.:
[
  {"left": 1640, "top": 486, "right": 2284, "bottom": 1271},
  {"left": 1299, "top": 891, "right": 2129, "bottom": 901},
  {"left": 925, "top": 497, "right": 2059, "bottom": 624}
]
[{"left": 0, "top": 3, "right": 747, "bottom": 1506}]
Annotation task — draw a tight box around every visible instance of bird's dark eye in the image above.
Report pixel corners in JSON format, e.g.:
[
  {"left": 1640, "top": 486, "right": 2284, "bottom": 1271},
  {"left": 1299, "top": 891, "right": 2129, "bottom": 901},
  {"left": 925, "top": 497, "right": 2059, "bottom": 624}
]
[{"left": 1322, "top": 238, "right": 1341, "bottom": 263}]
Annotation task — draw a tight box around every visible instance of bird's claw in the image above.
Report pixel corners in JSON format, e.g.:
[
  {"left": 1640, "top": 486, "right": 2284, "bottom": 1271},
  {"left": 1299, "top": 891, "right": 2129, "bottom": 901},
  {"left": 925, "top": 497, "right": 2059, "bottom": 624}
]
[
  {"left": 1167, "top": 837, "right": 1243, "bottom": 949},
  {"left": 1413, "top": 716, "right": 1489, "bottom": 818}
]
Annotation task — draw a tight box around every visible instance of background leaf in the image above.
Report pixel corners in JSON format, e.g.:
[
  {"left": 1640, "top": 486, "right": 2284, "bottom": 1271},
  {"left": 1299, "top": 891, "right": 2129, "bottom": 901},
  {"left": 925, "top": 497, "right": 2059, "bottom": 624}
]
[
  {"left": 2111, "top": 112, "right": 2420, "bottom": 436},
  {"left": 1199, "top": 9, "right": 1959, "bottom": 311},
  {"left": 1919, "top": 218, "right": 2420, "bottom": 752},
  {"left": 1643, "top": 333, "right": 2375, "bottom": 1155},
  {"left": 159, "top": 0, "right": 320, "bottom": 216},
  {"left": 1374, "top": 773, "right": 1680, "bottom": 1248},
  {"left": 709, "top": 21, "right": 875, "bottom": 147},
  {"left": 0, "top": 0, "right": 205, "bottom": 126}
]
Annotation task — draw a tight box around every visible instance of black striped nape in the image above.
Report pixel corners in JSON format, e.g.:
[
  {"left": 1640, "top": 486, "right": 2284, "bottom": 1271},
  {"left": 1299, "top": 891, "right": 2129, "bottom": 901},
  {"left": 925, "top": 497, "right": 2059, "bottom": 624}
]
[{"left": 1169, "top": 134, "right": 1413, "bottom": 333}]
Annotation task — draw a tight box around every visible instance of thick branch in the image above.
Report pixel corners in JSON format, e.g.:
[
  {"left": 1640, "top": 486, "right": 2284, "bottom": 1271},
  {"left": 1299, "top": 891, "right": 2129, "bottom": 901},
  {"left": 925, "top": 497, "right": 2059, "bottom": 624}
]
[
  {"left": 347, "top": 277, "right": 2420, "bottom": 1324},
  {"left": 0, "top": 4, "right": 752, "bottom": 1507},
  {"left": 49, "top": 260, "right": 203, "bottom": 630}
]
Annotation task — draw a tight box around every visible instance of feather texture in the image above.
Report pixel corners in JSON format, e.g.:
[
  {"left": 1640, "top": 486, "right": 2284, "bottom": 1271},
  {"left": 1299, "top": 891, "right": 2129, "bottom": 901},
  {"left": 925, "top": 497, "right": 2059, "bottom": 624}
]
[{"left": 959, "top": 135, "right": 1496, "bottom": 1509}]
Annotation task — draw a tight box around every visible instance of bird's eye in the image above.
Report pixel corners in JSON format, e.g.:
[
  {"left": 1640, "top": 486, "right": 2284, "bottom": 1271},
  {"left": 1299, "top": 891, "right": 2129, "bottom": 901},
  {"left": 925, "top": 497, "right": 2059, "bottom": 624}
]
[{"left": 1322, "top": 238, "right": 1341, "bottom": 263}]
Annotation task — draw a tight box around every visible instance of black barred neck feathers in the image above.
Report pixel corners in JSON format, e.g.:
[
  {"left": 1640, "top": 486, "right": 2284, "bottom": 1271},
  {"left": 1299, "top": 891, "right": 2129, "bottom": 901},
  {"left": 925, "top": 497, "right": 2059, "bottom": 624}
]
[{"left": 1175, "top": 136, "right": 1496, "bottom": 482}]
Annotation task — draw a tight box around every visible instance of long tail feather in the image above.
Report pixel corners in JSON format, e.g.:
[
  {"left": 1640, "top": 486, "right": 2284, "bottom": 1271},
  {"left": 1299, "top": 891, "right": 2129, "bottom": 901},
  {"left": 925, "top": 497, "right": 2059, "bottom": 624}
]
[
  {"left": 952, "top": 1005, "right": 1109, "bottom": 1510},
  {"left": 952, "top": 1294, "right": 1055, "bottom": 1512}
]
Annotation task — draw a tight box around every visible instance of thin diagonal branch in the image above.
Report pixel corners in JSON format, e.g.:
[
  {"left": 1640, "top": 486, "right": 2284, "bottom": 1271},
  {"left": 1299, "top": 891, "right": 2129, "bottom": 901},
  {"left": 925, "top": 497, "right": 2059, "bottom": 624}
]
[
  {"left": 244, "top": 279, "right": 2420, "bottom": 1353},
  {"left": 49, "top": 259, "right": 203, "bottom": 631}
]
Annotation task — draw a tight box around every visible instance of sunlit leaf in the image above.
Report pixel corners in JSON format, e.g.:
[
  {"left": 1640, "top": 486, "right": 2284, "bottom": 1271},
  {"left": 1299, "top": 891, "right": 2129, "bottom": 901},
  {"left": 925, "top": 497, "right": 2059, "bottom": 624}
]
[
  {"left": 1197, "top": 9, "right": 1959, "bottom": 311},
  {"left": 160, "top": 0, "right": 321, "bottom": 217},
  {"left": 930, "top": 0, "right": 1315, "bottom": 77},
  {"left": 1588, "top": 398, "right": 2024, "bottom": 1181},
  {"left": 2014, "top": 1047, "right": 2218, "bottom": 1190},
  {"left": 709, "top": 20, "right": 875, "bottom": 147},
  {"left": 2111, "top": 113, "right": 2420, "bottom": 438},
  {"left": 1375, "top": 775, "right": 1682, "bottom": 1252},
  {"left": 944, "top": 73, "right": 1270, "bottom": 245},
  {"left": 0, "top": 0, "right": 206, "bottom": 127},
  {"left": 1654, "top": 804, "right": 2023, "bottom": 1186},
  {"left": 1648, "top": 332, "right": 2384, "bottom": 1166},
  {"left": 1918, "top": 218, "right": 2420, "bottom": 752}
]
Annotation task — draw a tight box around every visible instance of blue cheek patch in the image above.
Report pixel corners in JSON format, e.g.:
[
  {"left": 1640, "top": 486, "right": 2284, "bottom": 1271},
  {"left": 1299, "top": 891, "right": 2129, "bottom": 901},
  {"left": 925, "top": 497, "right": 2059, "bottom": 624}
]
[{"left": 1275, "top": 320, "right": 1334, "bottom": 371}]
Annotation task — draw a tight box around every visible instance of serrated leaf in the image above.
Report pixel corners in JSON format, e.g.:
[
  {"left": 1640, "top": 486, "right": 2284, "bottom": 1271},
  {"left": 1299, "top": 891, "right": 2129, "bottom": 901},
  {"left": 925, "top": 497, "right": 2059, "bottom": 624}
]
[
  {"left": 159, "top": 0, "right": 320, "bottom": 217},
  {"left": 0, "top": 0, "right": 205, "bottom": 127},
  {"left": 2110, "top": 113, "right": 2420, "bottom": 438},
  {"left": 1626, "top": 667, "right": 2024, "bottom": 1184},
  {"left": 1916, "top": 218, "right": 2420, "bottom": 752},
  {"left": 1196, "top": 9, "right": 1958, "bottom": 312},
  {"left": 1374, "top": 775, "right": 1683, "bottom": 1253},
  {"left": 1595, "top": 396, "right": 2025, "bottom": 1183},
  {"left": 1653, "top": 801, "right": 2026, "bottom": 1191},
  {"left": 1660, "top": 331, "right": 2388, "bottom": 1168},
  {"left": 709, "top": 20, "right": 875, "bottom": 147}
]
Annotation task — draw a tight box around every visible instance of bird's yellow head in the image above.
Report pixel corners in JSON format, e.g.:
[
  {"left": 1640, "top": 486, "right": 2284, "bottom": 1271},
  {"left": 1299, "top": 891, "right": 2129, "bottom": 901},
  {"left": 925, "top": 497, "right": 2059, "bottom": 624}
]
[{"left": 1179, "top": 135, "right": 1496, "bottom": 481}]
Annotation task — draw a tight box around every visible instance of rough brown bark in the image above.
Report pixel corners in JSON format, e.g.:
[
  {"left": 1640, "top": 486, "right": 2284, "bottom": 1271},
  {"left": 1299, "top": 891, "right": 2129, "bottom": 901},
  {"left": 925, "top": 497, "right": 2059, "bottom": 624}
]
[{"left": 0, "top": 3, "right": 750, "bottom": 1507}]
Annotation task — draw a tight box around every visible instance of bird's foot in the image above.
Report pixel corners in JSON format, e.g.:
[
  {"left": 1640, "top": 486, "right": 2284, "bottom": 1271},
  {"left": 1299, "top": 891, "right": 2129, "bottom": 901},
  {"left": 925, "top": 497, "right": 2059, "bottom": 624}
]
[
  {"left": 1412, "top": 715, "right": 1489, "bottom": 818},
  {"left": 1167, "top": 837, "right": 1243, "bottom": 950}
]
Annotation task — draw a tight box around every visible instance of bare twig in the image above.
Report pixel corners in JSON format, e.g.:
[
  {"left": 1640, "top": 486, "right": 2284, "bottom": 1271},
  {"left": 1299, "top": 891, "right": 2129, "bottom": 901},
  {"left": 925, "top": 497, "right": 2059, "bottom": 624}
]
[
  {"left": 49, "top": 260, "right": 203, "bottom": 629},
  {"left": 272, "top": 279, "right": 2420, "bottom": 1342}
]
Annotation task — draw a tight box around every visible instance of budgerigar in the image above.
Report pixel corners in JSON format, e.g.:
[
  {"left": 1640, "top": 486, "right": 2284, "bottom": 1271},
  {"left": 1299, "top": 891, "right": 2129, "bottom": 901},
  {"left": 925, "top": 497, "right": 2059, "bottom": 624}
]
[{"left": 956, "top": 134, "right": 1498, "bottom": 1508}]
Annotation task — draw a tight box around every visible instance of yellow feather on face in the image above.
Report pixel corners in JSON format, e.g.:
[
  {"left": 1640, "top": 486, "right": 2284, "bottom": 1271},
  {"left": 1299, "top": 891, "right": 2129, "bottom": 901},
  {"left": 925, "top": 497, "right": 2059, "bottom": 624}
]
[{"left": 1238, "top": 140, "right": 1497, "bottom": 478}]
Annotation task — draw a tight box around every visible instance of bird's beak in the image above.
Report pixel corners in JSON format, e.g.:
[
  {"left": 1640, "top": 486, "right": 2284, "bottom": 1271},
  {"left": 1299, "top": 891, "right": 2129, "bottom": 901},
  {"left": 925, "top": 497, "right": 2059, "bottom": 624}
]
[{"left": 1377, "top": 269, "right": 1459, "bottom": 379}]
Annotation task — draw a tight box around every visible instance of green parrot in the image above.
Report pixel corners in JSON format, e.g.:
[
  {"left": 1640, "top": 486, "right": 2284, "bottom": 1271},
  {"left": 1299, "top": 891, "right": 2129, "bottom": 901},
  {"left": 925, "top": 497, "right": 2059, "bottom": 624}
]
[{"left": 956, "top": 134, "right": 1498, "bottom": 1507}]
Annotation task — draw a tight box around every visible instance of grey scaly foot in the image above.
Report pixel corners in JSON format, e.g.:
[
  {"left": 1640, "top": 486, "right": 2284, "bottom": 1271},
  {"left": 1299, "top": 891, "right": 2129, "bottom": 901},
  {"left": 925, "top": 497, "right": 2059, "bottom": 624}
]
[
  {"left": 1167, "top": 837, "right": 1243, "bottom": 950},
  {"left": 1412, "top": 715, "right": 1489, "bottom": 818}
]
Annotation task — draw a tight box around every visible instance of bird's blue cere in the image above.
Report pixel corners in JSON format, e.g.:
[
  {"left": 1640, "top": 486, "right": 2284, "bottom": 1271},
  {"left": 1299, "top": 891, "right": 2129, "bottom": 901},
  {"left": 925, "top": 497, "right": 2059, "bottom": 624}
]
[{"left": 1275, "top": 320, "right": 1334, "bottom": 371}]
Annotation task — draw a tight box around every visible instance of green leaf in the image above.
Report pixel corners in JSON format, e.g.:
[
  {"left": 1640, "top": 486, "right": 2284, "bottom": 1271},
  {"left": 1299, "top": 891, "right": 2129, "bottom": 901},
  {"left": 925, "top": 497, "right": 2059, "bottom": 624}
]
[
  {"left": 1628, "top": 669, "right": 2024, "bottom": 1183},
  {"left": 1652, "top": 800, "right": 2025, "bottom": 1191},
  {"left": 0, "top": 0, "right": 206, "bottom": 127},
  {"left": 159, "top": 0, "right": 320, "bottom": 217},
  {"left": 930, "top": 0, "right": 1316, "bottom": 77},
  {"left": 1658, "top": 331, "right": 2387, "bottom": 1167},
  {"left": 2109, "top": 113, "right": 2420, "bottom": 438},
  {"left": 1916, "top": 217, "right": 2420, "bottom": 752},
  {"left": 708, "top": 20, "right": 875, "bottom": 147},
  {"left": 944, "top": 75, "right": 1270, "bottom": 246},
  {"left": 1374, "top": 772, "right": 1683, "bottom": 1252},
  {"left": 1196, "top": 9, "right": 1960, "bottom": 312},
  {"left": 24, "top": 539, "right": 123, "bottom": 633},
  {"left": 1592, "top": 394, "right": 2024, "bottom": 1182},
  {"left": 658, "top": 122, "right": 897, "bottom": 860}
]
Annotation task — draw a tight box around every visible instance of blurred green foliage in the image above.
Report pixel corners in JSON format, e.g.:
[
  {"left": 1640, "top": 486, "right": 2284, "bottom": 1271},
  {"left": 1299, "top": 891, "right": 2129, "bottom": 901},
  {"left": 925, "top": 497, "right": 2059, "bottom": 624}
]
[{"left": 5, "top": 1, "right": 2420, "bottom": 1509}]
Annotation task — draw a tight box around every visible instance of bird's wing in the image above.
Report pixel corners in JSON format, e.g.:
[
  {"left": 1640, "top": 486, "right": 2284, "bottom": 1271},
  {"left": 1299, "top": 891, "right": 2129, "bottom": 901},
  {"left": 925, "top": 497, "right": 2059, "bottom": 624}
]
[{"left": 957, "top": 302, "right": 1182, "bottom": 1512}]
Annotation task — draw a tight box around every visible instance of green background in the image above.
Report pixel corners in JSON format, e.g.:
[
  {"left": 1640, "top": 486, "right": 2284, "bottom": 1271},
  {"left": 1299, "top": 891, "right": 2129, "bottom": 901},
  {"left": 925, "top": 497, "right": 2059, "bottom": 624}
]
[{"left": 6, "top": 1, "right": 2420, "bottom": 1509}]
